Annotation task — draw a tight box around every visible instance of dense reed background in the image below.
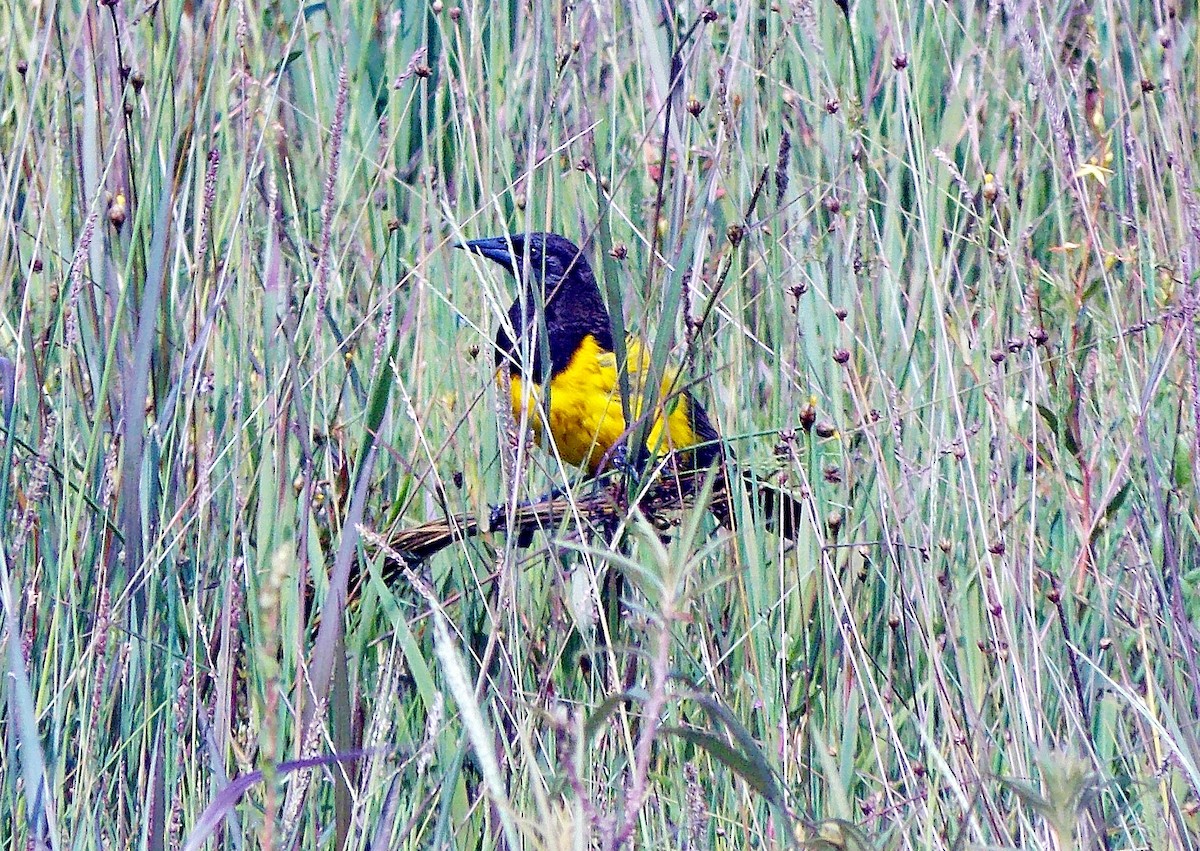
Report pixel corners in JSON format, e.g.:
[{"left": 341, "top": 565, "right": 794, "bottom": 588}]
[{"left": 1, "top": 0, "right": 1198, "bottom": 848}]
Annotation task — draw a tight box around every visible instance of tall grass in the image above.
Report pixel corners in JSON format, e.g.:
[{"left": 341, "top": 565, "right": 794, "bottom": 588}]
[{"left": 1, "top": 0, "right": 1198, "bottom": 848}]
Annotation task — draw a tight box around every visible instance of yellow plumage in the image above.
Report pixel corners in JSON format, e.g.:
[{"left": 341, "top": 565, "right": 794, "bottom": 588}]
[{"left": 502, "top": 334, "right": 701, "bottom": 475}]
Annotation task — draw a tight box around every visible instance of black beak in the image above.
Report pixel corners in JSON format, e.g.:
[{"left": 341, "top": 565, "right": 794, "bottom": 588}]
[{"left": 457, "top": 236, "right": 517, "bottom": 268}]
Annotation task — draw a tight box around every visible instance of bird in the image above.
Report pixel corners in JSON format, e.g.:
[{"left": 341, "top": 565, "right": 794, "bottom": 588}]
[{"left": 459, "top": 231, "right": 802, "bottom": 539}]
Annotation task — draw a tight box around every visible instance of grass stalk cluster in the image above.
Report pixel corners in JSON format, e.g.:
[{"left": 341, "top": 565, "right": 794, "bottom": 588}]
[{"left": 1, "top": 0, "right": 1198, "bottom": 848}]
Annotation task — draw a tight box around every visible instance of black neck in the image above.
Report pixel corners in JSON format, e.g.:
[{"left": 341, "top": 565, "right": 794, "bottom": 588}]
[{"left": 494, "top": 269, "right": 614, "bottom": 382}]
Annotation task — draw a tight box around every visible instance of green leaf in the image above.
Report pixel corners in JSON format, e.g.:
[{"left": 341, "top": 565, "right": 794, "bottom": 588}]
[
  {"left": 663, "top": 726, "right": 781, "bottom": 805},
  {"left": 584, "top": 692, "right": 637, "bottom": 744},
  {"left": 684, "top": 692, "right": 783, "bottom": 806},
  {"left": 1101, "top": 480, "right": 1132, "bottom": 524},
  {"left": 1036, "top": 403, "right": 1060, "bottom": 437},
  {"left": 1174, "top": 443, "right": 1193, "bottom": 491}
]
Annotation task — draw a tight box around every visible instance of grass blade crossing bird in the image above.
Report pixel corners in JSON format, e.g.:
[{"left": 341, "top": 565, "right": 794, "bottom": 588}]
[{"left": 460, "top": 231, "right": 803, "bottom": 539}]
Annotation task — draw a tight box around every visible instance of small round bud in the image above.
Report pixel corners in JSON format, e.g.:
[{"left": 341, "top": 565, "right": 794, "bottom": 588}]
[
  {"left": 825, "top": 98, "right": 840, "bottom": 114},
  {"left": 685, "top": 96, "right": 703, "bottom": 117},
  {"left": 832, "top": 348, "right": 850, "bottom": 364},
  {"left": 16, "top": 59, "right": 28, "bottom": 75},
  {"left": 108, "top": 192, "right": 127, "bottom": 228},
  {"left": 1029, "top": 326, "right": 1049, "bottom": 345},
  {"left": 892, "top": 53, "right": 908, "bottom": 70},
  {"left": 609, "top": 243, "right": 628, "bottom": 260},
  {"left": 982, "top": 172, "right": 998, "bottom": 204},
  {"left": 799, "top": 401, "right": 817, "bottom": 431},
  {"left": 449, "top": 7, "right": 461, "bottom": 21},
  {"left": 814, "top": 420, "right": 837, "bottom": 438}
]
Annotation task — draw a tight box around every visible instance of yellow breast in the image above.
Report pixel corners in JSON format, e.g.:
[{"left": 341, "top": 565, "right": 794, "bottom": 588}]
[{"left": 500, "top": 335, "right": 700, "bottom": 474}]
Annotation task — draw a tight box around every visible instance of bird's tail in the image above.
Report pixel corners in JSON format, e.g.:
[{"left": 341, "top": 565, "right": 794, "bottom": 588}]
[
  {"left": 746, "top": 471, "right": 805, "bottom": 540},
  {"left": 699, "top": 466, "right": 804, "bottom": 540}
]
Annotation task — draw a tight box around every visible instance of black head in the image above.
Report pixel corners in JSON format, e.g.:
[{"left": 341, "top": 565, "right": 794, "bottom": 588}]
[
  {"left": 458, "top": 232, "right": 588, "bottom": 295},
  {"left": 458, "top": 231, "right": 613, "bottom": 379}
]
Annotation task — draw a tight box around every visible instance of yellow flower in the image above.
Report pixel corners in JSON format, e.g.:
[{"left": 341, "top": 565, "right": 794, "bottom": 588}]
[{"left": 1075, "top": 161, "right": 1113, "bottom": 186}]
